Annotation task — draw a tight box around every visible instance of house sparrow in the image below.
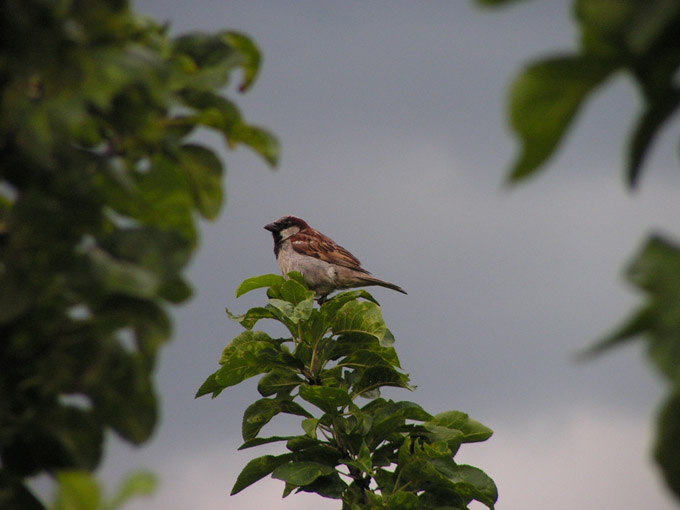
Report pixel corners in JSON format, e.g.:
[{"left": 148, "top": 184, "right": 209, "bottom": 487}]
[{"left": 264, "top": 215, "right": 406, "bottom": 301}]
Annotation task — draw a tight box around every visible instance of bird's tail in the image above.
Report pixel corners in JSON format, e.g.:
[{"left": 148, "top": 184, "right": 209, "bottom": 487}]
[{"left": 359, "top": 276, "right": 407, "bottom": 295}]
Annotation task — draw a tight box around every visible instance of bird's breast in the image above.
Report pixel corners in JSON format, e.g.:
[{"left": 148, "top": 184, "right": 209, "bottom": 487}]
[{"left": 276, "top": 242, "right": 337, "bottom": 294}]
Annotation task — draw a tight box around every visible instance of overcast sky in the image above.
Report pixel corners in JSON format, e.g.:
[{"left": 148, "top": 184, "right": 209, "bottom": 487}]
[{"left": 105, "top": 1, "right": 680, "bottom": 509}]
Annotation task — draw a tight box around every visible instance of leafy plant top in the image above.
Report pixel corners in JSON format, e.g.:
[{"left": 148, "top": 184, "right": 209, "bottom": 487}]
[{"left": 198, "top": 274, "right": 497, "bottom": 510}]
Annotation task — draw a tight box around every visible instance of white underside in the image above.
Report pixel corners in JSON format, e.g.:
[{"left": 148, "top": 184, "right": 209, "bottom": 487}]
[{"left": 277, "top": 241, "right": 342, "bottom": 296}]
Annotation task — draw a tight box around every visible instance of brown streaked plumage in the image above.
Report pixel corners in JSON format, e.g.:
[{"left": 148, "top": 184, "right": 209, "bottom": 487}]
[{"left": 264, "top": 215, "right": 406, "bottom": 301}]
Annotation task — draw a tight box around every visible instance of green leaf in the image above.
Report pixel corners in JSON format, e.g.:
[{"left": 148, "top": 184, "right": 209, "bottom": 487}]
[
  {"left": 353, "top": 365, "right": 412, "bottom": 397},
  {"left": 298, "top": 473, "right": 347, "bottom": 499},
  {"left": 588, "top": 235, "right": 680, "bottom": 381},
  {"left": 236, "top": 274, "right": 285, "bottom": 298},
  {"left": 87, "top": 346, "right": 158, "bottom": 445},
  {"left": 294, "top": 472, "right": 346, "bottom": 499},
  {"left": 158, "top": 276, "right": 193, "bottom": 303},
  {"left": 302, "top": 418, "right": 319, "bottom": 438},
  {"left": 340, "top": 349, "right": 400, "bottom": 371},
  {"left": 332, "top": 337, "right": 401, "bottom": 369},
  {"left": 627, "top": 91, "right": 680, "bottom": 188},
  {"left": 17, "top": 407, "right": 105, "bottom": 472},
  {"left": 397, "top": 436, "right": 414, "bottom": 468},
  {"left": 242, "top": 398, "right": 282, "bottom": 441},
  {"left": 272, "top": 461, "right": 335, "bottom": 487},
  {"left": 355, "top": 441, "right": 373, "bottom": 474},
  {"left": 588, "top": 234, "right": 680, "bottom": 500},
  {"left": 576, "top": 0, "right": 680, "bottom": 57},
  {"left": 178, "top": 144, "right": 223, "bottom": 219},
  {"left": 181, "top": 92, "right": 275, "bottom": 168},
  {"left": 387, "top": 491, "right": 419, "bottom": 509},
  {"left": 508, "top": 55, "right": 617, "bottom": 182},
  {"left": 227, "top": 306, "right": 279, "bottom": 330},
  {"left": 219, "top": 330, "right": 275, "bottom": 363},
  {"left": 380, "top": 328, "right": 396, "bottom": 349},
  {"left": 125, "top": 153, "right": 198, "bottom": 243},
  {"left": 321, "top": 290, "right": 379, "bottom": 321},
  {"left": 423, "top": 425, "right": 465, "bottom": 451},
  {"left": 267, "top": 298, "right": 297, "bottom": 322},
  {"left": 223, "top": 31, "right": 262, "bottom": 92},
  {"left": 87, "top": 248, "right": 160, "bottom": 299},
  {"left": 238, "top": 435, "right": 296, "bottom": 450},
  {"left": 214, "top": 333, "right": 279, "bottom": 388},
  {"left": 299, "top": 385, "right": 352, "bottom": 414},
  {"left": 345, "top": 403, "right": 374, "bottom": 437},
  {"left": 257, "top": 368, "right": 304, "bottom": 397},
  {"left": 427, "top": 411, "right": 494, "bottom": 443},
  {"left": 285, "top": 271, "right": 308, "bottom": 286},
  {"left": 240, "top": 398, "right": 312, "bottom": 442},
  {"left": 106, "top": 471, "right": 157, "bottom": 509},
  {"left": 280, "top": 279, "right": 316, "bottom": 305},
  {"left": 286, "top": 443, "right": 344, "bottom": 466},
  {"left": 233, "top": 124, "right": 280, "bottom": 167},
  {"left": 173, "top": 31, "right": 239, "bottom": 69},
  {"left": 214, "top": 348, "right": 270, "bottom": 388},
  {"left": 364, "top": 400, "right": 432, "bottom": 443},
  {"left": 582, "top": 307, "right": 651, "bottom": 358},
  {"left": 293, "top": 299, "right": 315, "bottom": 324},
  {"left": 441, "top": 464, "right": 498, "bottom": 509},
  {"left": 286, "top": 436, "right": 322, "bottom": 452},
  {"left": 54, "top": 471, "right": 101, "bottom": 510},
  {"left": 332, "top": 301, "right": 388, "bottom": 343},
  {"left": 195, "top": 371, "right": 222, "bottom": 398},
  {"left": 0, "top": 0, "right": 278, "bottom": 493},
  {"left": 654, "top": 389, "right": 680, "bottom": 499},
  {"left": 279, "top": 400, "right": 313, "bottom": 419},
  {"left": 231, "top": 454, "right": 293, "bottom": 495}
]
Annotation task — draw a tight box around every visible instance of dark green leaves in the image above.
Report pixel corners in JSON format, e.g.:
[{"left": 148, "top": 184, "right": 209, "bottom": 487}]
[
  {"left": 178, "top": 144, "right": 223, "bottom": 220},
  {"left": 236, "top": 274, "right": 286, "bottom": 297},
  {"left": 272, "top": 462, "right": 335, "bottom": 486},
  {"left": 231, "top": 454, "right": 293, "bottom": 495},
  {"left": 480, "top": 1, "right": 680, "bottom": 504},
  {"left": 333, "top": 300, "right": 389, "bottom": 344},
  {"left": 508, "top": 56, "right": 617, "bottom": 182},
  {"left": 242, "top": 398, "right": 311, "bottom": 441},
  {"left": 203, "top": 275, "right": 496, "bottom": 508},
  {"left": 258, "top": 369, "right": 304, "bottom": 397},
  {"left": 484, "top": 0, "right": 680, "bottom": 187},
  {"left": 574, "top": 0, "right": 680, "bottom": 187},
  {"left": 389, "top": 437, "right": 498, "bottom": 509},
  {"left": 427, "top": 411, "right": 494, "bottom": 444},
  {"left": 586, "top": 234, "right": 680, "bottom": 499},
  {"left": 587, "top": 235, "right": 680, "bottom": 372},
  {"left": 299, "top": 385, "right": 352, "bottom": 413},
  {"left": 627, "top": 91, "right": 680, "bottom": 187},
  {"left": 196, "top": 331, "right": 285, "bottom": 397},
  {"left": 0, "top": 3, "right": 277, "bottom": 507}
]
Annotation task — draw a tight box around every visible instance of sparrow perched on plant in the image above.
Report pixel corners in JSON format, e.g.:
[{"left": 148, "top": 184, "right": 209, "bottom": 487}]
[{"left": 264, "top": 215, "right": 407, "bottom": 301}]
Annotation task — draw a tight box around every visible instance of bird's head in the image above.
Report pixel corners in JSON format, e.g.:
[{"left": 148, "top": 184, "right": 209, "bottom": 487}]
[{"left": 264, "top": 216, "right": 309, "bottom": 245}]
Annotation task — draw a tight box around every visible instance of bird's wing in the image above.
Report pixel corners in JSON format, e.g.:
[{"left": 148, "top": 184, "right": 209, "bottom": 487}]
[{"left": 290, "top": 228, "right": 369, "bottom": 273}]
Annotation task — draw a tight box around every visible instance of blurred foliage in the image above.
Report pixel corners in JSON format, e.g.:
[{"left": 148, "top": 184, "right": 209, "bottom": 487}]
[
  {"left": 479, "top": 0, "right": 680, "bottom": 502},
  {"left": 482, "top": 0, "right": 680, "bottom": 187},
  {"left": 0, "top": 0, "right": 277, "bottom": 508},
  {"left": 49, "top": 470, "right": 156, "bottom": 510},
  {"left": 586, "top": 236, "right": 680, "bottom": 499},
  {"left": 198, "top": 274, "right": 497, "bottom": 509}
]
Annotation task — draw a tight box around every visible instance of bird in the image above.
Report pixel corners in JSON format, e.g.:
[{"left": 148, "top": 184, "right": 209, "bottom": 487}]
[{"left": 264, "top": 215, "right": 407, "bottom": 302}]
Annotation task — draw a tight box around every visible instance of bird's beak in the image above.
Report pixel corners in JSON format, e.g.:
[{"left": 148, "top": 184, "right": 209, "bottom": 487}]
[{"left": 264, "top": 222, "right": 277, "bottom": 232}]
